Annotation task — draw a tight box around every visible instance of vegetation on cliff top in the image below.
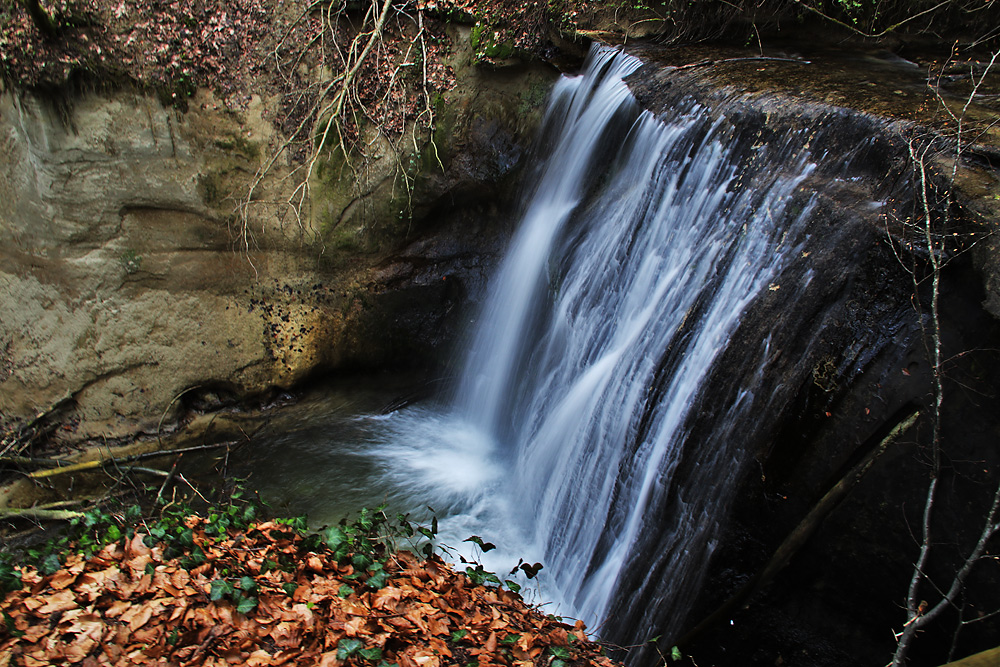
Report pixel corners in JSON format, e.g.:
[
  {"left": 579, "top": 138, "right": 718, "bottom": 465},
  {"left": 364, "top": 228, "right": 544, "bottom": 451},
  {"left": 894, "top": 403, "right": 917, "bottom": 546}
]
[{"left": 3, "top": 1, "right": 998, "bottom": 96}]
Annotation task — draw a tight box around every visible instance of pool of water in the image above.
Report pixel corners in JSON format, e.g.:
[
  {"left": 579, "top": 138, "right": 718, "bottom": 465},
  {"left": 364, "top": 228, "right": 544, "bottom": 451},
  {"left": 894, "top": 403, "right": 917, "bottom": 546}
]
[{"left": 230, "top": 376, "right": 553, "bottom": 609}]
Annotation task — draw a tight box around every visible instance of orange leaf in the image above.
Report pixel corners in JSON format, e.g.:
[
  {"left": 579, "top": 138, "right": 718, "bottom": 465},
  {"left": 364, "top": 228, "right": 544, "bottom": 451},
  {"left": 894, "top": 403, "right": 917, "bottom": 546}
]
[
  {"left": 372, "top": 586, "right": 403, "bottom": 610},
  {"left": 246, "top": 649, "right": 275, "bottom": 666},
  {"left": 48, "top": 569, "right": 78, "bottom": 591},
  {"left": 38, "top": 589, "right": 79, "bottom": 614},
  {"left": 125, "top": 533, "right": 151, "bottom": 559},
  {"left": 426, "top": 614, "right": 450, "bottom": 636},
  {"left": 104, "top": 599, "right": 131, "bottom": 618},
  {"left": 344, "top": 616, "right": 368, "bottom": 636},
  {"left": 292, "top": 583, "right": 311, "bottom": 602},
  {"left": 318, "top": 650, "right": 341, "bottom": 667},
  {"left": 412, "top": 648, "right": 441, "bottom": 667},
  {"left": 120, "top": 603, "right": 154, "bottom": 631}
]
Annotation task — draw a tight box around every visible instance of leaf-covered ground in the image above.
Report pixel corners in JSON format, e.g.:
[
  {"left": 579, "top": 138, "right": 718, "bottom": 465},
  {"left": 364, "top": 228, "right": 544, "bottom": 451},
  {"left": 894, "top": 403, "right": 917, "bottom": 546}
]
[{"left": 0, "top": 515, "right": 618, "bottom": 667}]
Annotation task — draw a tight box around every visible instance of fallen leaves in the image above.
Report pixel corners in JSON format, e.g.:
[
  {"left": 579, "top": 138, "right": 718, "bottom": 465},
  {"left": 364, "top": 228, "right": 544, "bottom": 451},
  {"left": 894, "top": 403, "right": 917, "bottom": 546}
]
[{"left": 0, "top": 517, "right": 618, "bottom": 667}]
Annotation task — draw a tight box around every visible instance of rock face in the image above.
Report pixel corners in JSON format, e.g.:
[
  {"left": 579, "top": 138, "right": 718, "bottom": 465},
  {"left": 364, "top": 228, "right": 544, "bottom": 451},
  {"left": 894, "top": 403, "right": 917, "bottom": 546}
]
[
  {"left": 614, "top": 43, "right": 1000, "bottom": 667},
  {"left": 0, "top": 89, "right": 269, "bottom": 440},
  {"left": 0, "top": 36, "right": 558, "bottom": 442}
]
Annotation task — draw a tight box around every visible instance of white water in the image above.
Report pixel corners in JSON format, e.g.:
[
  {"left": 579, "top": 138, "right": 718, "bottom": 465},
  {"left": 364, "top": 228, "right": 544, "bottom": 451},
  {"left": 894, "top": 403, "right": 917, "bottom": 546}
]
[
  {"left": 248, "top": 44, "right": 823, "bottom": 646},
  {"left": 447, "top": 45, "right": 817, "bottom": 631}
]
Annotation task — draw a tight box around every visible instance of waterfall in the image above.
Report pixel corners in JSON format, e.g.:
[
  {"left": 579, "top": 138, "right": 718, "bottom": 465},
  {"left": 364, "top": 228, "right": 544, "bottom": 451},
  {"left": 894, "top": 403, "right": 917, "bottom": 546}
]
[
  {"left": 241, "top": 38, "right": 911, "bottom": 662},
  {"left": 244, "top": 41, "right": 894, "bottom": 659},
  {"left": 452, "top": 44, "right": 820, "bottom": 644}
]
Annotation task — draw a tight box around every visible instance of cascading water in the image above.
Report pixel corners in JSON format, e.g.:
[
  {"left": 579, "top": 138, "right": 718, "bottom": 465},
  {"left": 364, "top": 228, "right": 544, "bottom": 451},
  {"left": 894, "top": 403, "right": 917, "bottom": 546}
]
[
  {"left": 245, "top": 43, "right": 852, "bottom": 657},
  {"left": 450, "top": 44, "right": 819, "bottom": 641}
]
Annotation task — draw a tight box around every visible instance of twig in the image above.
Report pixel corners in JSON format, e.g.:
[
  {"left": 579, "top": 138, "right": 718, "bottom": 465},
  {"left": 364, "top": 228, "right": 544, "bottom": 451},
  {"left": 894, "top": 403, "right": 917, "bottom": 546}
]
[
  {"left": 890, "top": 48, "right": 1000, "bottom": 666},
  {"left": 893, "top": 478, "right": 1000, "bottom": 664},
  {"left": 157, "top": 385, "right": 202, "bottom": 449},
  {"left": 157, "top": 457, "right": 181, "bottom": 505},
  {"left": 122, "top": 466, "right": 171, "bottom": 478},
  {"left": 177, "top": 473, "right": 208, "bottom": 504},
  {"left": 28, "top": 441, "right": 237, "bottom": 480},
  {"left": 0, "top": 507, "right": 84, "bottom": 521},
  {"left": 0, "top": 455, "right": 75, "bottom": 469},
  {"left": 787, "top": 0, "right": 953, "bottom": 39}
]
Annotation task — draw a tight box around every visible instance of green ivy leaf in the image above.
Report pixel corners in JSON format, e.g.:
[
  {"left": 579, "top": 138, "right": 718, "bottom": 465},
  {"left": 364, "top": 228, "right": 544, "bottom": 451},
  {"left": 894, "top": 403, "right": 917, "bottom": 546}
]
[
  {"left": 366, "top": 569, "right": 389, "bottom": 590},
  {"left": 520, "top": 562, "right": 544, "bottom": 579},
  {"left": 338, "top": 584, "right": 355, "bottom": 598},
  {"left": 3, "top": 610, "right": 25, "bottom": 637},
  {"left": 210, "top": 579, "right": 234, "bottom": 601},
  {"left": 463, "top": 535, "right": 496, "bottom": 552},
  {"left": 359, "top": 647, "right": 383, "bottom": 661},
  {"left": 0, "top": 562, "right": 22, "bottom": 595},
  {"left": 323, "top": 526, "right": 348, "bottom": 551},
  {"left": 236, "top": 595, "right": 258, "bottom": 614},
  {"left": 337, "top": 638, "right": 364, "bottom": 660},
  {"left": 39, "top": 554, "right": 61, "bottom": 576},
  {"left": 239, "top": 576, "right": 257, "bottom": 594},
  {"left": 548, "top": 645, "right": 571, "bottom": 659}
]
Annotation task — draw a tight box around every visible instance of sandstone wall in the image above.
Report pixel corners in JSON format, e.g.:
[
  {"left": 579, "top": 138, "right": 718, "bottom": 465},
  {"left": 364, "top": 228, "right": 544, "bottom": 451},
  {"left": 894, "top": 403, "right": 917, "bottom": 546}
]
[{"left": 0, "top": 36, "right": 558, "bottom": 442}]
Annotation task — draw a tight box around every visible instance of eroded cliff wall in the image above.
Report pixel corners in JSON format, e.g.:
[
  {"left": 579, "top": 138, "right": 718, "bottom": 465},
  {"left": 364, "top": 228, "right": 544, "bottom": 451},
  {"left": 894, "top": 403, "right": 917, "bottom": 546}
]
[{"left": 0, "top": 36, "right": 558, "bottom": 442}]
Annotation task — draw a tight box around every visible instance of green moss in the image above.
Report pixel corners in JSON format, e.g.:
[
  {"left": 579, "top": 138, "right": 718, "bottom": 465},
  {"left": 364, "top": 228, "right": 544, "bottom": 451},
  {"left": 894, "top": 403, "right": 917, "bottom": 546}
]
[
  {"left": 470, "top": 22, "right": 485, "bottom": 49},
  {"left": 327, "top": 225, "right": 364, "bottom": 253},
  {"left": 470, "top": 21, "right": 516, "bottom": 63},
  {"left": 213, "top": 133, "right": 261, "bottom": 161},
  {"left": 119, "top": 248, "right": 142, "bottom": 275},
  {"left": 483, "top": 41, "right": 514, "bottom": 60},
  {"left": 198, "top": 171, "right": 226, "bottom": 207},
  {"left": 198, "top": 162, "right": 247, "bottom": 208},
  {"left": 518, "top": 80, "right": 551, "bottom": 116}
]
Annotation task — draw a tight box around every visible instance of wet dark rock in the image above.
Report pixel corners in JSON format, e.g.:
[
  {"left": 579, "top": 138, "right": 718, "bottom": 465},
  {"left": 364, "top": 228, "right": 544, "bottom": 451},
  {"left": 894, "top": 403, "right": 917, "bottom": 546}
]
[{"left": 609, "top": 41, "right": 1000, "bottom": 667}]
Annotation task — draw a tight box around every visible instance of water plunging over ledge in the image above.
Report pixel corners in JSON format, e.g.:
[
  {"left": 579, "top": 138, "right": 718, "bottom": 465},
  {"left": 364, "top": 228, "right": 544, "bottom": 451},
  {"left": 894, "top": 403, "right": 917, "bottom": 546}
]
[
  {"left": 451, "top": 44, "right": 821, "bottom": 629},
  {"left": 242, "top": 43, "right": 878, "bottom": 653}
]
